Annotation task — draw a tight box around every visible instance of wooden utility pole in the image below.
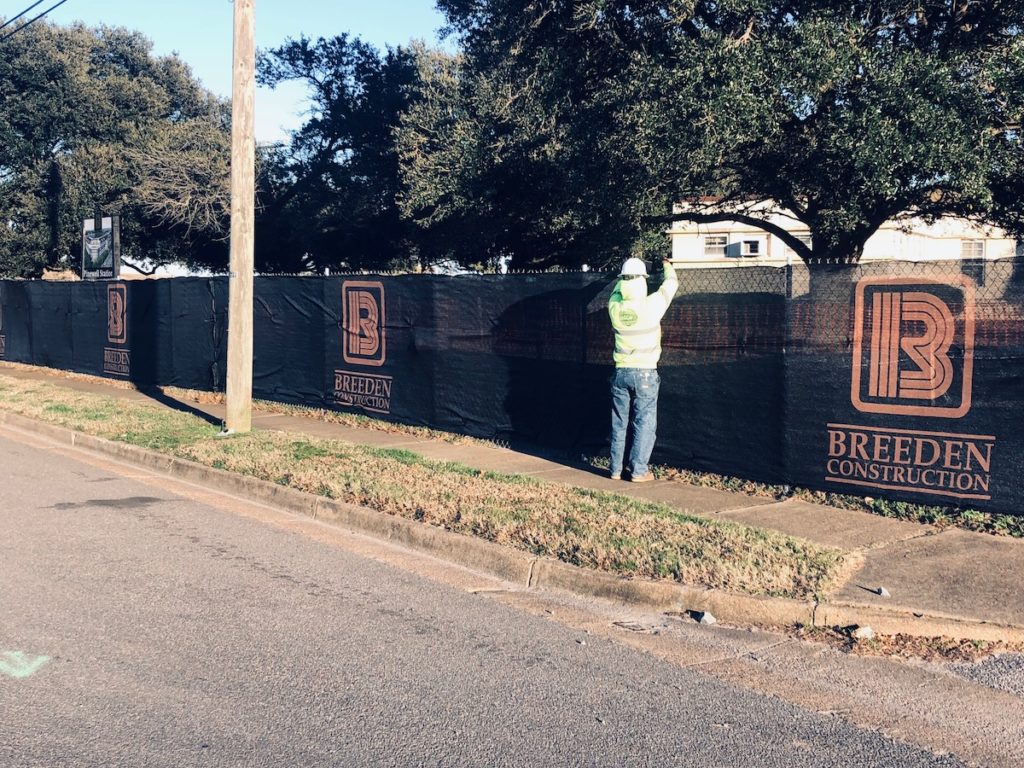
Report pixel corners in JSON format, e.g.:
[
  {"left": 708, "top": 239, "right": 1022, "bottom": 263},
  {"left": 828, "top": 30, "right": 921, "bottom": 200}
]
[{"left": 224, "top": 0, "right": 255, "bottom": 434}]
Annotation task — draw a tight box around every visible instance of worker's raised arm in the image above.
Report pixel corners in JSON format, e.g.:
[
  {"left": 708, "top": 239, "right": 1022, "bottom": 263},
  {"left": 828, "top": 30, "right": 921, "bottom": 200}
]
[
  {"left": 660, "top": 260, "right": 679, "bottom": 300},
  {"left": 648, "top": 259, "right": 678, "bottom": 317}
]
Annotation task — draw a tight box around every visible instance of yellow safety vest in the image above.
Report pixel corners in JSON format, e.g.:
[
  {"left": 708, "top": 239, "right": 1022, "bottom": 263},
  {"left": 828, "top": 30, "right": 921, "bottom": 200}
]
[{"left": 608, "top": 262, "right": 679, "bottom": 368}]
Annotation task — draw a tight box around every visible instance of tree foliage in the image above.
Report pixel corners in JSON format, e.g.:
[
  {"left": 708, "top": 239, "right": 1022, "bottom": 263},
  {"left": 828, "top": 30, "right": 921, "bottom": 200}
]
[
  {"left": 255, "top": 35, "right": 421, "bottom": 273},
  {"left": 435, "top": 0, "right": 1024, "bottom": 263},
  {"left": 126, "top": 115, "right": 232, "bottom": 242},
  {"left": 6, "top": 7, "right": 1021, "bottom": 277},
  {"left": 0, "top": 20, "right": 231, "bottom": 277},
  {"left": 398, "top": 40, "right": 649, "bottom": 269},
  {"left": 396, "top": 42, "right": 644, "bottom": 271}
]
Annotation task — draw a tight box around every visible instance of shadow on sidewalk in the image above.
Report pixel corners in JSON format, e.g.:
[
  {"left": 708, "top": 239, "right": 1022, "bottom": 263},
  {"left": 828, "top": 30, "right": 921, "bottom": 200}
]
[{"left": 490, "top": 434, "right": 610, "bottom": 476}]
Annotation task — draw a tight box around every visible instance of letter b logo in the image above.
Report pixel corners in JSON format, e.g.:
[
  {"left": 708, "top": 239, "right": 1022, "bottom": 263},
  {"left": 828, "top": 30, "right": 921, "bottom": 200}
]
[
  {"left": 107, "top": 283, "right": 127, "bottom": 345},
  {"left": 342, "top": 281, "right": 386, "bottom": 366},
  {"left": 851, "top": 276, "right": 974, "bottom": 418}
]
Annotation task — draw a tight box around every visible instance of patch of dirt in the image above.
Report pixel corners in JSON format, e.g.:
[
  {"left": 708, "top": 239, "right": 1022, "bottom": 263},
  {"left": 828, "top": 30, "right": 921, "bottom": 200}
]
[{"left": 793, "top": 624, "right": 1024, "bottom": 663}]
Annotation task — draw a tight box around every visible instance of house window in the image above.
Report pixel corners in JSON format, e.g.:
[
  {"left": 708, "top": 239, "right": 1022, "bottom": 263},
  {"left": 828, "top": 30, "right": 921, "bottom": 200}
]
[
  {"left": 786, "top": 233, "right": 812, "bottom": 255},
  {"left": 704, "top": 235, "right": 728, "bottom": 258},
  {"left": 961, "top": 240, "right": 986, "bottom": 286},
  {"left": 961, "top": 240, "right": 985, "bottom": 260},
  {"left": 740, "top": 239, "right": 761, "bottom": 257}
]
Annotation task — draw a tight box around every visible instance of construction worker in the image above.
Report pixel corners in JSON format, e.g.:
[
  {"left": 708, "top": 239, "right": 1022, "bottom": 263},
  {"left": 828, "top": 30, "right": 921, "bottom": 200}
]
[{"left": 607, "top": 257, "right": 679, "bottom": 482}]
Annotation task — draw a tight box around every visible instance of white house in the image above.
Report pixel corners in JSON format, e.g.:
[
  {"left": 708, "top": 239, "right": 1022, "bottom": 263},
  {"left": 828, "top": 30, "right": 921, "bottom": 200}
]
[{"left": 668, "top": 200, "right": 1018, "bottom": 268}]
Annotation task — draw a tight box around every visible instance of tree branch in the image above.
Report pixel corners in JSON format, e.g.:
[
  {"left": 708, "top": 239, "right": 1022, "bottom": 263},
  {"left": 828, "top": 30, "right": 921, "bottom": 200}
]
[
  {"left": 644, "top": 210, "right": 814, "bottom": 261},
  {"left": 121, "top": 259, "right": 161, "bottom": 276}
]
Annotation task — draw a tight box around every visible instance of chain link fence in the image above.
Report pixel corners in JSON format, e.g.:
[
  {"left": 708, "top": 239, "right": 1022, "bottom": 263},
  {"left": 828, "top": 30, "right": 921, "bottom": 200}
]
[{"left": 1, "top": 259, "right": 1021, "bottom": 513}]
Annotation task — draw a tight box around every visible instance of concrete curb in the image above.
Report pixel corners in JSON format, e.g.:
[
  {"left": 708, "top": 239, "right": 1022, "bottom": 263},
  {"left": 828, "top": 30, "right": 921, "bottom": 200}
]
[
  {"left": 4, "top": 410, "right": 1023, "bottom": 644},
  {"left": 811, "top": 602, "right": 1024, "bottom": 644}
]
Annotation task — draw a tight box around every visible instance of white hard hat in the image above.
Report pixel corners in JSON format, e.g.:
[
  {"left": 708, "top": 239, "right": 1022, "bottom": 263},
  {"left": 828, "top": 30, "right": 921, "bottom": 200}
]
[{"left": 619, "top": 257, "right": 648, "bottom": 277}]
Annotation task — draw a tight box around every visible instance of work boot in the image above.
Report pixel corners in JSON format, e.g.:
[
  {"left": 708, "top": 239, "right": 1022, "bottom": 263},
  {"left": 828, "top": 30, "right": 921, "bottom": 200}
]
[{"left": 630, "top": 473, "right": 654, "bottom": 483}]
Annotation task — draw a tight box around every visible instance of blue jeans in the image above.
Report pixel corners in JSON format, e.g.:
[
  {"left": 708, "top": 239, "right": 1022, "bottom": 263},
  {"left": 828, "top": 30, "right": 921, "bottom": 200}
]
[{"left": 609, "top": 368, "right": 660, "bottom": 478}]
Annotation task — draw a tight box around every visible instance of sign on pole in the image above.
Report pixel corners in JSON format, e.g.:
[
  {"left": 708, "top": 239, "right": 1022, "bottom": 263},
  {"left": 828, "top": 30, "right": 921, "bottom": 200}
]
[{"left": 82, "top": 215, "right": 120, "bottom": 280}]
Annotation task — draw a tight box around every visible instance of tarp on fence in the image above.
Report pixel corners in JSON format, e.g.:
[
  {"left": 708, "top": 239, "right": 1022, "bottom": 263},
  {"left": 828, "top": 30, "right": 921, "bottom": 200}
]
[
  {"left": 2, "top": 259, "right": 1022, "bottom": 515},
  {"left": 0, "top": 278, "right": 227, "bottom": 391}
]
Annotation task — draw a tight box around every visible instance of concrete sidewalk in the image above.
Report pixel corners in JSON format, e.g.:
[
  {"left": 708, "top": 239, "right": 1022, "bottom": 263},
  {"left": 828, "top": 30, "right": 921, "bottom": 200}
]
[{"left": 3, "top": 364, "right": 1023, "bottom": 638}]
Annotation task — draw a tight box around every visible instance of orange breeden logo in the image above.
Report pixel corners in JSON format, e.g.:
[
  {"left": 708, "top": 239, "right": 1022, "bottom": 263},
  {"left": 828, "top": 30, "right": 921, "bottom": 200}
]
[
  {"left": 337, "top": 281, "right": 391, "bottom": 414},
  {"left": 829, "top": 275, "right": 992, "bottom": 502},
  {"left": 107, "top": 283, "right": 127, "bottom": 345},
  {"left": 851, "top": 276, "right": 975, "bottom": 418},
  {"left": 342, "top": 280, "right": 393, "bottom": 415},
  {"left": 104, "top": 283, "right": 130, "bottom": 377},
  {"left": 342, "top": 281, "right": 385, "bottom": 366}
]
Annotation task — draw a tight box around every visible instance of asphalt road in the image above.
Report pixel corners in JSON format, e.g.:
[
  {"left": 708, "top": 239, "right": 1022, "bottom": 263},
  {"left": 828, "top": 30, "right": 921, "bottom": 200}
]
[{"left": 0, "top": 431, "right": 965, "bottom": 767}]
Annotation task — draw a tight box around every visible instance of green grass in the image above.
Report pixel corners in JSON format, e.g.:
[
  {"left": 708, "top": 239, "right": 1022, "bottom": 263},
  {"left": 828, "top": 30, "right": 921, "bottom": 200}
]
[
  {"left": 0, "top": 373, "right": 850, "bottom": 599},
  {"left": 290, "top": 441, "right": 333, "bottom": 461},
  {"left": 587, "top": 455, "right": 1024, "bottom": 538},
  {"left": 0, "top": 378, "right": 217, "bottom": 453},
  {"left": 8, "top": 366, "right": 1019, "bottom": 539}
]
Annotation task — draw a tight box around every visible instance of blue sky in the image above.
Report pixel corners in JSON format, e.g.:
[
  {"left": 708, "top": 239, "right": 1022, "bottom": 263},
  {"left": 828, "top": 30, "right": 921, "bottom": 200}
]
[{"left": 34, "top": 0, "right": 451, "bottom": 142}]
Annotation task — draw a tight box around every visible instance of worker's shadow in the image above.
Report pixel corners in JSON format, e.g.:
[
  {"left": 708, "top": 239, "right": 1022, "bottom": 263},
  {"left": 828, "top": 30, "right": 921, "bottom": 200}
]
[
  {"left": 488, "top": 275, "right": 789, "bottom": 482},
  {"left": 485, "top": 276, "right": 613, "bottom": 466},
  {"left": 424, "top": 275, "right": 612, "bottom": 467}
]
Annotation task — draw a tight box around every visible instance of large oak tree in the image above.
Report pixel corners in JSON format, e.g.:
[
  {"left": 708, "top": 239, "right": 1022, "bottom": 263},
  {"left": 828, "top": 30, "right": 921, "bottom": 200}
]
[
  {"left": 428, "top": 0, "right": 1024, "bottom": 266},
  {"left": 0, "top": 20, "right": 231, "bottom": 277}
]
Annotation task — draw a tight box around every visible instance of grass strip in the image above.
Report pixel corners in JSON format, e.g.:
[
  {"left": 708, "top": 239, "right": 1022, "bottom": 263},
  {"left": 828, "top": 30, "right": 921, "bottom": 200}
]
[
  {"left": 587, "top": 456, "right": 1024, "bottom": 538},
  {"left": 5, "top": 362, "right": 1016, "bottom": 538},
  {"left": 173, "top": 377, "right": 1024, "bottom": 538},
  {"left": 0, "top": 374, "right": 847, "bottom": 600}
]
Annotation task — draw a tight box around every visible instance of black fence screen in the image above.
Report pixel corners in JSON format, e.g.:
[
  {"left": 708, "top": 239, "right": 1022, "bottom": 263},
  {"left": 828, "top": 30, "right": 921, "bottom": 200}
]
[{"left": 2, "top": 259, "right": 1021, "bottom": 515}]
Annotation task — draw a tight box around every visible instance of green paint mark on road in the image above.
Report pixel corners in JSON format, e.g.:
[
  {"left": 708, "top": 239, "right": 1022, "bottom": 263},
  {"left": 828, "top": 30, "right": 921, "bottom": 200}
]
[{"left": 0, "top": 651, "right": 50, "bottom": 679}]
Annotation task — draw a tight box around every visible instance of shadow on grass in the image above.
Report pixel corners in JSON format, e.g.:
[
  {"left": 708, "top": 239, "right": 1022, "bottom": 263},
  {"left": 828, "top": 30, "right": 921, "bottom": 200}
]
[{"left": 137, "top": 387, "right": 223, "bottom": 428}]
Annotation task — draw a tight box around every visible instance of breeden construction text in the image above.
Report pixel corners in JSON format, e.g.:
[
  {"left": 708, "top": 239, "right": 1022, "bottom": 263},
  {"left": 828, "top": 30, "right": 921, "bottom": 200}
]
[
  {"left": 826, "top": 423, "right": 994, "bottom": 501},
  {"left": 334, "top": 370, "right": 392, "bottom": 414},
  {"left": 103, "top": 347, "right": 131, "bottom": 377}
]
